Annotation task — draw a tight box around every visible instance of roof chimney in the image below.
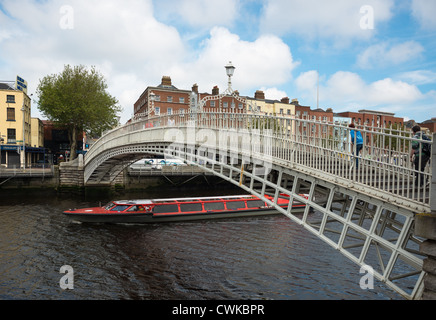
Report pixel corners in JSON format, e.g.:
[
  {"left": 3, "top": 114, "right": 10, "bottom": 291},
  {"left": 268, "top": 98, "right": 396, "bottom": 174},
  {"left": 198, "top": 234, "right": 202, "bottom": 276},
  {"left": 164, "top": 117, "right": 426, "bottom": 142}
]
[
  {"left": 212, "top": 86, "right": 219, "bottom": 95},
  {"left": 192, "top": 83, "right": 198, "bottom": 93},
  {"left": 281, "top": 97, "right": 290, "bottom": 104},
  {"left": 161, "top": 76, "right": 172, "bottom": 87},
  {"left": 255, "top": 90, "right": 265, "bottom": 100}
]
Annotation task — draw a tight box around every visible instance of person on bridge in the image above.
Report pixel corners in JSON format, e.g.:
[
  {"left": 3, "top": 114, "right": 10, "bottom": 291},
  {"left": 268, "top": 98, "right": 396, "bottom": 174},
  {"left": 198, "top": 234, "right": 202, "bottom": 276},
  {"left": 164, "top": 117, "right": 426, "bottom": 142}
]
[
  {"left": 410, "top": 125, "right": 430, "bottom": 187},
  {"left": 349, "top": 123, "right": 363, "bottom": 168}
]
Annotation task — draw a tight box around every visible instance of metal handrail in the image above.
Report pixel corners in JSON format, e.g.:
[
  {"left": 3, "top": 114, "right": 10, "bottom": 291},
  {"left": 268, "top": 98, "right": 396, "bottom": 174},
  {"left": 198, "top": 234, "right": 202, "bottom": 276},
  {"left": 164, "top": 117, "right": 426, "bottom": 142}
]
[{"left": 84, "top": 111, "right": 432, "bottom": 210}]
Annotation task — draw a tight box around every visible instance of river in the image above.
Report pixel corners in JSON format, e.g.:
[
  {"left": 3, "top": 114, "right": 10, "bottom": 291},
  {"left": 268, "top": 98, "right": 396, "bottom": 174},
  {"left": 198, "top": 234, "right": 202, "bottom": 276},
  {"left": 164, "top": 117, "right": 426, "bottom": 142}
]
[{"left": 0, "top": 188, "right": 401, "bottom": 300}]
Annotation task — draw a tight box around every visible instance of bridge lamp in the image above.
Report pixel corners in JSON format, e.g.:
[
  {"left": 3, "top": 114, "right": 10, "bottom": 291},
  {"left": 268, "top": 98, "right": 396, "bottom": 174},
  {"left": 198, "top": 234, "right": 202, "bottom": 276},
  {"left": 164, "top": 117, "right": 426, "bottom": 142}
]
[{"left": 225, "top": 61, "right": 235, "bottom": 93}]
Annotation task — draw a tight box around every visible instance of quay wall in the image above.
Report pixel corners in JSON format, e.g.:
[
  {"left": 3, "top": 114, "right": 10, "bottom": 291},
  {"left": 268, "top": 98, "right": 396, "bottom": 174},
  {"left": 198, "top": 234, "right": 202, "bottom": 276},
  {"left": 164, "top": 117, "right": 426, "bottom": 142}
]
[{"left": 0, "top": 161, "right": 234, "bottom": 193}]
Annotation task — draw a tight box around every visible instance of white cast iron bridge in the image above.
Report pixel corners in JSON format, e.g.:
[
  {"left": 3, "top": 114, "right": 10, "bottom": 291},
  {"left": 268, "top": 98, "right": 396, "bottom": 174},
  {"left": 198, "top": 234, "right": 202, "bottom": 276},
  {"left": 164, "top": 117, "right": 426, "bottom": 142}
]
[{"left": 83, "top": 111, "right": 433, "bottom": 300}]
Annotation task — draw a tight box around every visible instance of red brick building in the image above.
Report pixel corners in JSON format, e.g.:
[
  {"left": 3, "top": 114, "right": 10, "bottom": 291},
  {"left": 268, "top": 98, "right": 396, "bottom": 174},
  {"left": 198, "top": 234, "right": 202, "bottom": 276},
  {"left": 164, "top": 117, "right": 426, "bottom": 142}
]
[
  {"left": 291, "top": 99, "right": 334, "bottom": 135},
  {"left": 134, "top": 76, "right": 192, "bottom": 117},
  {"left": 420, "top": 118, "right": 436, "bottom": 133},
  {"left": 335, "top": 110, "right": 404, "bottom": 128},
  {"left": 134, "top": 76, "right": 247, "bottom": 118}
]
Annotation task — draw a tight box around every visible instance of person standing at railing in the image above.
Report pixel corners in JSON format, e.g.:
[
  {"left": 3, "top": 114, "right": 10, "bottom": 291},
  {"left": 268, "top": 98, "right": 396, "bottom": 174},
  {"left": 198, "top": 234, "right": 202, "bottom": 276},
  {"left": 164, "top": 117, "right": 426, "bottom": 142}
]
[
  {"left": 410, "top": 125, "right": 430, "bottom": 187},
  {"left": 349, "top": 123, "right": 363, "bottom": 168}
]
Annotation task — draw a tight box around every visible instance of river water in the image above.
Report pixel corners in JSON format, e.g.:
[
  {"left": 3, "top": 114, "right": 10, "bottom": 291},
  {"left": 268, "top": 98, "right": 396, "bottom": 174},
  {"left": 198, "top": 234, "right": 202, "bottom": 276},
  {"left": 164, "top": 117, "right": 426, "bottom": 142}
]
[{"left": 0, "top": 188, "right": 402, "bottom": 300}]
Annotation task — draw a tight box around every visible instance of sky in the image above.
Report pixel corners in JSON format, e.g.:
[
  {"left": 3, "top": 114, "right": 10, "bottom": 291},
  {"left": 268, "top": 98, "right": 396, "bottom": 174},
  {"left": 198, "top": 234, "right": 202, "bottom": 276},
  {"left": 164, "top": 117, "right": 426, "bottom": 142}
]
[{"left": 1, "top": 0, "right": 435, "bottom": 124}]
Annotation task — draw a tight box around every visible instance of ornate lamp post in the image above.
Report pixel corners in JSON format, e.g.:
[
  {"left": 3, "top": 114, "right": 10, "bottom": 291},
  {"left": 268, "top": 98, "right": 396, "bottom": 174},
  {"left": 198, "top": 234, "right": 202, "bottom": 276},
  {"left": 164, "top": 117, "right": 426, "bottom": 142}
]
[{"left": 224, "top": 61, "right": 235, "bottom": 94}]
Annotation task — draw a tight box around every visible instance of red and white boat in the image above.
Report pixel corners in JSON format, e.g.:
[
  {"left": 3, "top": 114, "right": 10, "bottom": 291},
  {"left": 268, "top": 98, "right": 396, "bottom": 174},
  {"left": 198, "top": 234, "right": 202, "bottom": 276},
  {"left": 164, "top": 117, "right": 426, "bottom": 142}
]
[{"left": 63, "top": 194, "right": 309, "bottom": 223}]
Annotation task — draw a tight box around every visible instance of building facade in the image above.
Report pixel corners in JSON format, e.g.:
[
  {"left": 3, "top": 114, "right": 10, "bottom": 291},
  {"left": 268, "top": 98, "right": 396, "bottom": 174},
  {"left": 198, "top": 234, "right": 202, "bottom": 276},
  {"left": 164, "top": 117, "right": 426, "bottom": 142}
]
[
  {"left": 134, "top": 76, "right": 192, "bottom": 118},
  {"left": 420, "top": 118, "right": 436, "bottom": 133},
  {"left": 335, "top": 109, "right": 404, "bottom": 128},
  {"left": 0, "top": 82, "right": 35, "bottom": 168}
]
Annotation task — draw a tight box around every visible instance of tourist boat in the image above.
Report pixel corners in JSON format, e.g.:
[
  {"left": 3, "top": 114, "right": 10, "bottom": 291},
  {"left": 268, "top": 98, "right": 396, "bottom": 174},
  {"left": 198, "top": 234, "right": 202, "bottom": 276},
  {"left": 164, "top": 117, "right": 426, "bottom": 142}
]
[{"left": 63, "top": 194, "right": 309, "bottom": 224}]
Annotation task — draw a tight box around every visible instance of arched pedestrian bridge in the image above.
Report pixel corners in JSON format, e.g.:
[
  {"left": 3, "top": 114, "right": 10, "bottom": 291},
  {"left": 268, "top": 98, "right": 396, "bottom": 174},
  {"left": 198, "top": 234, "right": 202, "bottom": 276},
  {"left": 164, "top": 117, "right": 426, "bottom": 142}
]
[{"left": 84, "top": 111, "right": 433, "bottom": 299}]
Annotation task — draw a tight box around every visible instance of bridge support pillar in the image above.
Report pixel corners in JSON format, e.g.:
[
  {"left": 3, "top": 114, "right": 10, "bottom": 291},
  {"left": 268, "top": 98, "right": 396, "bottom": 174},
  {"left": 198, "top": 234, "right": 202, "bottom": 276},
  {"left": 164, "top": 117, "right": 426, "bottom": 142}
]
[{"left": 414, "top": 132, "right": 436, "bottom": 300}]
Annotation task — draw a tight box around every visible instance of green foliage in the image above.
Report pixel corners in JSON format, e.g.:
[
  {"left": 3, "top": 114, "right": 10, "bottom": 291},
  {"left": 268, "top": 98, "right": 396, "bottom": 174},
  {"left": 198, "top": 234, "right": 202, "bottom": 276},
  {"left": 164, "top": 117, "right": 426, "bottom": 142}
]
[{"left": 36, "top": 65, "right": 121, "bottom": 159}]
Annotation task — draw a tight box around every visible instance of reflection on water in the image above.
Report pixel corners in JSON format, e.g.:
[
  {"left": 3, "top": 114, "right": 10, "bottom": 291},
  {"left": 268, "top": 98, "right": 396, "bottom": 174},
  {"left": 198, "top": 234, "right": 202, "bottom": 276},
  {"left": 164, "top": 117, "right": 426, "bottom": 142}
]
[{"left": 0, "top": 189, "right": 401, "bottom": 300}]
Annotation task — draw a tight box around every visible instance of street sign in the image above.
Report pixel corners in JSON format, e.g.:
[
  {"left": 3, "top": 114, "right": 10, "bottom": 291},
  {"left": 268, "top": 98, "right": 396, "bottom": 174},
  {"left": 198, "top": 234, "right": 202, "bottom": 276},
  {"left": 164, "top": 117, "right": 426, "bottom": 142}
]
[{"left": 15, "top": 75, "right": 28, "bottom": 94}]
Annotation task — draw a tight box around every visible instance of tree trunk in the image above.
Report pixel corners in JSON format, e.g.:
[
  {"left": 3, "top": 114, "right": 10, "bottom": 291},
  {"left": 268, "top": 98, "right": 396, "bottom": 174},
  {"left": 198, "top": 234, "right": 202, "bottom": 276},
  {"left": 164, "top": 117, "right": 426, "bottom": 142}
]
[{"left": 69, "top": 126, "right": 78, "bottom": 161}]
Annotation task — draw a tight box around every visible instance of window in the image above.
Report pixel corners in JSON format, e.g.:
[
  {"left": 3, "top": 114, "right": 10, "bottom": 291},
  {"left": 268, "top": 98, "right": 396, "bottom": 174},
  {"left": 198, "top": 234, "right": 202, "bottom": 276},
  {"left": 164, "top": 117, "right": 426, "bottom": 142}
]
[
  {"left": 155, "top": 95, "right": 161, "bottom": 101},
  {"left": 7, "top": 108, "right": 15, "bottom": 121},
  {"left": 204, "top": 202, "right": 225, "bottom": 211},
  {"left": 210, "top": 101, "right": 215, "bottom": 107},
  {"left": 246, "top": 200, "right": 265, "bottom": 208},
  {"left": 7, "top": 129, "right": 16, "bottom": 144},
  {"left": 179, "top": 97, "right": 185, "bottom": 103},
  {"left": 155, "top": 107, "right": 160, "bottom": 115},
  {"left": 223, "top": 102, "right": 228, "bottom": 108},
  {"left": 238, "top": 103, "right": 243, "bottom": 109},
  {"left": 179, "top": 109, "right": 185, "bottom": 116},
  {"left": 167, "top": 96, "right": 173, "bottom": 102},
  {"left": 226, "top": 201, "right": 246, "bottom": 210},
  {"left": 6, "top": 95, "right": 15, "bottom": 103},
  {"left": 180, "top": 203, "right": 202, "bottom": 212},
  {"left": 153, "top": 204, "right": 179, "bottom": 213},
  {"left": 127, "top": 205, "right": 145, "bottom": 212},
  {"left": 167, "top": 108, "right": 173, "bottom": 115},
  {"left": 110, "top": 205, "right": 130, "bottom": 212}
]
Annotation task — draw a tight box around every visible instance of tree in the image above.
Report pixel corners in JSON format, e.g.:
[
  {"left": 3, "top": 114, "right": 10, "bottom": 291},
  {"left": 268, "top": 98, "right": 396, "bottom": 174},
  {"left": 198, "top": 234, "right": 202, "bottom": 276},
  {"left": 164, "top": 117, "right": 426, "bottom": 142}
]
[{"left": 36, "top": 65, "right": 121, "bottom": 160}]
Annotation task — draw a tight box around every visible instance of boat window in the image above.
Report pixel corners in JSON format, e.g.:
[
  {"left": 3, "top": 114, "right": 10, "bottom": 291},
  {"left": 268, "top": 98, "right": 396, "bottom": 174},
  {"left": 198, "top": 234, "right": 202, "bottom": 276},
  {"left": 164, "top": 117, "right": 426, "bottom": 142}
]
[
  {"left": 180, "top": 203, "right": 202, "bottom": 212},
  {"left": 246, "top": 200, "right": 265, "bottom": 208},
  {"left": 111, "top": 205, "right": 130, "bottom": 212},
  {"left": 127, "top": 205, "right": 145, "bottom": 212},
  {"left": 204, "top": 202, "right": 225, "bottom": 211},
  {"left": 226, "top": 201, "right": 246, "bottom": 210},
  {"left": 153, "top": 204, "right": 179, "bottom": 213},
  {"left": 105, "top": 202, "right": 116, "bottom": 210}
]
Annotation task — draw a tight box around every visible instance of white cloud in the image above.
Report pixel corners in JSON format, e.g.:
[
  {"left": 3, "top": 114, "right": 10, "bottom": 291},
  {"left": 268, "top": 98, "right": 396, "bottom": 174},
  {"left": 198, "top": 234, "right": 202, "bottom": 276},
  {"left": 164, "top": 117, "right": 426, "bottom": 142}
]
[
  {"left": 0, "top": 0, "right": 186, "bottom": 122},
  {"left": 295, "top": 70, "right": 424, "bottom": 111},
  {"left": 356, "top": 41, "right": 424, "bottom": 69},
  {"left": 411, "top": 0, "right": 436, "bottom": 30},
  {"left": 260, "top": 0, "right": 394, "bottom": 41},
  {"left": 0, "top": 1, "right": 298, "bottom": 123},
  {"left": 261, "top": 87, "right": 288, "bottom": 101},
  {"left": 167, "top": 27, "right": 298, "bottom": 95},
  {"left": 396, "top": 70, "right": 436, "bottom": 85}
]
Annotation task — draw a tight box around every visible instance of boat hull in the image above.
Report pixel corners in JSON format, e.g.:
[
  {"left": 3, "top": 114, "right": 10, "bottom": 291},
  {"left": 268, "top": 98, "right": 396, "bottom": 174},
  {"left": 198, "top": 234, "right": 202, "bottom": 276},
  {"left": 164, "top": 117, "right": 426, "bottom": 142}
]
[{"left": 64, "top": 206, "right": 306, "bottom": 224}]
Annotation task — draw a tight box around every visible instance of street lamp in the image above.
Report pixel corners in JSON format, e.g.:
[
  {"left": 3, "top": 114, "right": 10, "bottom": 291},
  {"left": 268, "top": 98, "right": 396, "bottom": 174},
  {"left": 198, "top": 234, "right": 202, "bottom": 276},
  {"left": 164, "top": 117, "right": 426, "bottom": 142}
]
[{"left": 225, "top": 61, "right": 235, "bottom": 94}]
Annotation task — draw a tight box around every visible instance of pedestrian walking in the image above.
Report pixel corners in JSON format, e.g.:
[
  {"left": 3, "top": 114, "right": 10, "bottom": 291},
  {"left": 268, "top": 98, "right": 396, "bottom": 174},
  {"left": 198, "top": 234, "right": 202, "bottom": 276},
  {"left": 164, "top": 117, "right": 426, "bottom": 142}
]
[
  {"left": 349, "top": 123, "right": 363, "bottom": 168},
  {"left": 410, "top": 125, "right": 431, "bottom": 187}
]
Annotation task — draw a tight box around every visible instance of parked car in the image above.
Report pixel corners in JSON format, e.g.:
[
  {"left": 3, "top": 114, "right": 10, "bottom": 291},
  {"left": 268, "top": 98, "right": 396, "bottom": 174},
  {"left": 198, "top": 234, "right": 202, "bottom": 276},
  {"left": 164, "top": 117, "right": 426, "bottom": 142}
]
[{"left": 129, "top": 157, "right": 186, "bottom": 170}]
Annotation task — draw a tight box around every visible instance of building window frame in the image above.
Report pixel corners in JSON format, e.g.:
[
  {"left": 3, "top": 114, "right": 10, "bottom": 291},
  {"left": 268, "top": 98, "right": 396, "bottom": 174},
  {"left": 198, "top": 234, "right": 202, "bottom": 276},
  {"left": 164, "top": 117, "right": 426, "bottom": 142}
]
[
  {"left": 6, "top": 95, "right": 15, "bottom": 103},
  {"left": 7, "top": 107, "right": 15, "bottom": 121},
  {"left": 7, "top": 128, "right": 16, "bottom": 144}
]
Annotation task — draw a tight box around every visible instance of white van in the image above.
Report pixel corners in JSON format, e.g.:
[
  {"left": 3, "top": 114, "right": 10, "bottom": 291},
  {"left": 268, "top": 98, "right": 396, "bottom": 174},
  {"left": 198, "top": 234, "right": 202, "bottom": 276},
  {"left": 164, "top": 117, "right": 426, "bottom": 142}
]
[{"left": 129, "top": 157, "right": 186, "bottom": 170}]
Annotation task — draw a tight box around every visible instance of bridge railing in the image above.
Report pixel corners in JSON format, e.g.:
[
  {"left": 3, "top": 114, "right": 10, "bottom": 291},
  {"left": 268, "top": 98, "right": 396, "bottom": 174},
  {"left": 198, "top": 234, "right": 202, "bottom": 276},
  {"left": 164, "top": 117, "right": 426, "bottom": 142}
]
[{"left": 86, "top": 110, "right": 432, "bottom": 210}]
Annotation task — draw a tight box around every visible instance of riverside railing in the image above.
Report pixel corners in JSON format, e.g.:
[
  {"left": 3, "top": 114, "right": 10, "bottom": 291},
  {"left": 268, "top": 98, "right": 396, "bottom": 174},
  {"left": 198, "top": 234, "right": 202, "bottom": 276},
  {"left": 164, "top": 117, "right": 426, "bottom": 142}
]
[{"left": 85, "top": 110, "right": 432, "bottom": 211}]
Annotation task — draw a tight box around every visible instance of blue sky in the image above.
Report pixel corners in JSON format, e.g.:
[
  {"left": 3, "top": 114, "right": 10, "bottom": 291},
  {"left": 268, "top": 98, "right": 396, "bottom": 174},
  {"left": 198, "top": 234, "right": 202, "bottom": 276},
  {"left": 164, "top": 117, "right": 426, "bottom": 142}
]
[{"left": 1, "top": 0, "right": 435, "bottom": 124}]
